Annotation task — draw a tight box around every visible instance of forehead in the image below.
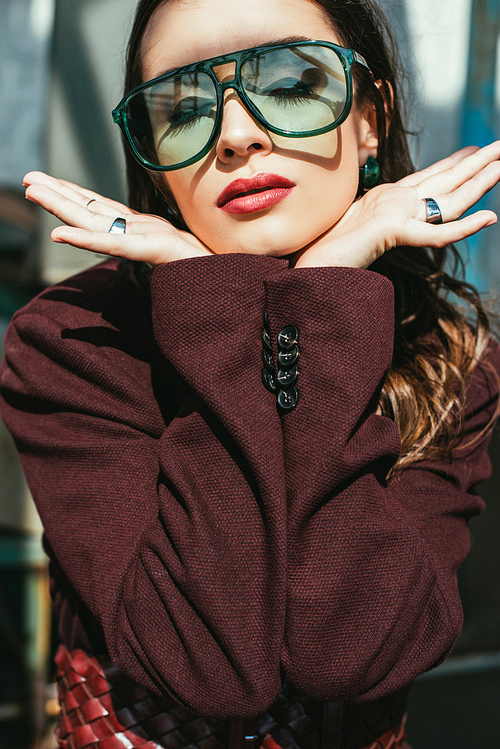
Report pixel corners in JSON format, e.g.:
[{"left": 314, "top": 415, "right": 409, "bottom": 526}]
[{"left": 140, "top": 0, "right": 339, "bottom": 81}]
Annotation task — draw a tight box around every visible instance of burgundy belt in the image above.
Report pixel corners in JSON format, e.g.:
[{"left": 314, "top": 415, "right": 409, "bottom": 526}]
[{"left": 54, "top": 645, "right": 410, "bottom": 749}]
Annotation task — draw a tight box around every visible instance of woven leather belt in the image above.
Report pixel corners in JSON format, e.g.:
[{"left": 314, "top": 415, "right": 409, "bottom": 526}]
[{"left": 54, "top": 645, "right": 410, "bottom": 749}]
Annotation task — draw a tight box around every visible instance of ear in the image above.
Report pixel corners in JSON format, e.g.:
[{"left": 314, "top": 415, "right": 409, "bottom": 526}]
[
  {"left": 356, "top": 99, "right": 379, "bottom": 167},
  {"left": 356, "top": 79, "right": 393, "bottom": 166}
]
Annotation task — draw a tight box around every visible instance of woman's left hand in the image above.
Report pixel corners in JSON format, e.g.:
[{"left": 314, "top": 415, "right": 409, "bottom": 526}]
[{"left": 292, "top": 141, "right": 500, "bottom": 269}]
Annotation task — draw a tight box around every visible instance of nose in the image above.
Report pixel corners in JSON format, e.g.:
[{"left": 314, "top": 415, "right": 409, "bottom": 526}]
[{"left": 215, "top": 90, "right": 274, "bottom": 164}]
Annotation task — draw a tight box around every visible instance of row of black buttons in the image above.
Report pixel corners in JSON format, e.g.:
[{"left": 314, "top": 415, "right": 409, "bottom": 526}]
[{"left": 261, "top": 312, "right": 300, "bottom": 411}]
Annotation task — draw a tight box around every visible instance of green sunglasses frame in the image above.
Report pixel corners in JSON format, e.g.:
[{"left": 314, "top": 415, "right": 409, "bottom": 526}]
[{"left": 112, "top": 39, "right": 371, "bottom": 172}]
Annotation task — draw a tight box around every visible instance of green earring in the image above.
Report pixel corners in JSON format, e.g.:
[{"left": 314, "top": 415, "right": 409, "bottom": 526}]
[
  {"left": 362, "top": 156, "right": 380, "bottom": 189},
  {"left": 356, "top": 156, "right": 380, "bottom": 198}
]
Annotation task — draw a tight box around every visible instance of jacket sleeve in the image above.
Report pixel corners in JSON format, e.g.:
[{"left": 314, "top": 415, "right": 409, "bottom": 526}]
[
  {"left": 263, "top": 265, "right": 500, "bottom": 703},
  {"left": 0, "top": 254, "right": 288, "bottom": 718}
]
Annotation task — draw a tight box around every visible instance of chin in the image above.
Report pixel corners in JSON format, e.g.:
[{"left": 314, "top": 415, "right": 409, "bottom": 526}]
[
  {"left": 196, "top": 215, "right": 330, "bottom": 258},
  {"left": 209, "top": 236, "right": 307, "bottom": 258}
]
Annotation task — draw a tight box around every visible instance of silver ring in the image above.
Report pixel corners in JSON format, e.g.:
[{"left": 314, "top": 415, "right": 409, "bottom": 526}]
[
  {"left": 423, "top": 198, "right": 443, "bottom": 224},
  {"left": 108, "top": 217, "right": 127, "bottom": 235},
  {"left": 86, "top": 198, "right": 96, "bottom": 208}
]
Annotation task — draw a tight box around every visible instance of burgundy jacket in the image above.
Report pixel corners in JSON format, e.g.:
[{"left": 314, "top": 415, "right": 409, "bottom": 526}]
[{"left": 0, "top": 254, "right": 498, "bottom": 720}]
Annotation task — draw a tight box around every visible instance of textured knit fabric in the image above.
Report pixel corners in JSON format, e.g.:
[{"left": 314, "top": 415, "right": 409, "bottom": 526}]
[{"left": 0, "top": 253, "right": 499, "bottom": 721}]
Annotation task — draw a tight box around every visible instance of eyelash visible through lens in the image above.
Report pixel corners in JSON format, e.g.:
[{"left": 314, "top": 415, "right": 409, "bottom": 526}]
[
  {"left": 168, "top": 99, "right": 215, "bottom": 130},
  {"left": 268, "top": 82, "right": 318, "bottom": 105},
  {"left": 157, "top": 103, "right": 213, "bottom": 148}
]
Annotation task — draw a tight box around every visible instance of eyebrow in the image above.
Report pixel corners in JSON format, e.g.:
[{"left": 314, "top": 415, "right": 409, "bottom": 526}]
[{"left": 150, "top": 36, "right": 316, "bottom": 80}]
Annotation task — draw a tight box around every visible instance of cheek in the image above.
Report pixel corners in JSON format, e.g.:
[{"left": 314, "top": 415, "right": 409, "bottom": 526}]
[
  {"left": 272, "top": 127, "right": 360, "bottom": 213},
  {"left": 272, "top": 130, "right": 341, "bottom": 161},
  {"left": 272, "top": 122, "right": 361, "bottom": 170},
  {"left": 271, "top": 134, "right": 361, "bottom": 225},
  {"left": 161, "top": 171, "right": 201, "bottom": 222}
]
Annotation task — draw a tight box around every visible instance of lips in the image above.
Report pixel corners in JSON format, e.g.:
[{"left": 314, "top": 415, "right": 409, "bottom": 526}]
[{"left": 217, "top": 173, "right": 296, "bottom": 214}]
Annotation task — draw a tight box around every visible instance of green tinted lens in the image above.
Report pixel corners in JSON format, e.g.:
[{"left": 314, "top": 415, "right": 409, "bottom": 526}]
[
  {"left": 125, "top": 71, "right": 218, "bottom": 168},
  {"left": 241, "top": 45, "right": 348, "bottom": 132}
]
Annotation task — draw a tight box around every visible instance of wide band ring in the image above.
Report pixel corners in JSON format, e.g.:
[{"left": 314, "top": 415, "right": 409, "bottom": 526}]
[
  {"left": 423, "top": 198, "right": 443, "bottom": 224},
  {"left": 108, "top": 217, "right": 127, "bottom": 235}
]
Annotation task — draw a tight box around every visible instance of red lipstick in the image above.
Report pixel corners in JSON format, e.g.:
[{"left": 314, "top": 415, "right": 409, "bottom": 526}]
[{"left": 217, "top": 173, "right": 296, "bottom": 214}]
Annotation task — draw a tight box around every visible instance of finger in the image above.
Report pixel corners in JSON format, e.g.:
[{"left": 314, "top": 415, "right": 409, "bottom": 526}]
[
  {"left": 58, "top": 180, "right": 137, "bottom": 216},
  {"left": 24, "top": 171, "right": 135, "bottom": 216},
  {"left": 24, "top": 172, "right": 102, "bottom": 210},
  {"left": 26, "top": 183, "right": 123, "bottom": 231},
  {"left": 84, "top": 198, "right": 124, "bottom": 219},
  {"left": 23, "top": 171, "right": 91, "bottom": 203},
  {"left": 402, "top": 210, "right": 496, "bottom": 249},
  {"left": 48, "top": 182, "right": 119, "bottom": 218},
  {"left": 23, "top": 170, "right": 54, "bottom": 187},
  {"left": 418, "top": 139, "right": 500, "bottom": 197},
  {"left": 50, "top": 227, "right": 159, "bottom": 262},
  {"left": 399, "top": 145, "right": 480, "bottom": 188},
  {"left": 24, "top": 171, "right": 95, "bottom": 203},
  {"left": 51, "top": 226, "right": 210, "bottom": 266},
  {"left": 428, "top": 161, "right": 500, "bottom": 222}
]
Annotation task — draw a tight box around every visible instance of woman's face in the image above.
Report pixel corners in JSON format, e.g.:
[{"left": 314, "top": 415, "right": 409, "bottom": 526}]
[{"left": 141, "top": 0, "right": 378, "bottom": 256}]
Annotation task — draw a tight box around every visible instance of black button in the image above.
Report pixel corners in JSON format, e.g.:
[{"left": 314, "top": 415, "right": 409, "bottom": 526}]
[
  {"left": 262, "top": 349, "right": 275, "bottom": 372},
  {"left": 278, "top": 345, "right": 299, "bottom": 367},
  {"left": 262, "top": 368, "right": 277, "bottom": 393},
  {"left": 261, "top": 328, "right": 272, "bottom": 352},
  {"left": 263, "top": 310, "right": 270, "bottom": 328},
  {"left": 277, "top": 325, "right": 299, "bottom": 350},
  {"left": 277, "top": 387, "right": 299, "bottom": 411},
  {"left": 276, "top": 366, "right": 298, "bottom": 388}
]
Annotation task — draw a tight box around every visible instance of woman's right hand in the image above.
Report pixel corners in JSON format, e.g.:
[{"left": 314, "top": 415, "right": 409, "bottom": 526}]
[{"left": 23, "top": 171, "right": 213, "bottom": 266}]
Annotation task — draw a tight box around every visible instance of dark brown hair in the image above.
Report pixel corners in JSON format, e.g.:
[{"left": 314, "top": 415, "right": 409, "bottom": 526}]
[{"left": 122, "top": 0, "right": 497, "bottom": 474}]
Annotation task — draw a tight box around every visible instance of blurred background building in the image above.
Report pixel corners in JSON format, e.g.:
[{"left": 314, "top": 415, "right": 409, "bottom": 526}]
[{"left": 0, "top": 0, "right": 499, "bottom": 747}]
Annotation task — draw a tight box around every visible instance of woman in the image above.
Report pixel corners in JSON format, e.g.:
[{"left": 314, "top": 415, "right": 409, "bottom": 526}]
[{"left": 1, "top": 0, "right": 500, "bottom": 747}]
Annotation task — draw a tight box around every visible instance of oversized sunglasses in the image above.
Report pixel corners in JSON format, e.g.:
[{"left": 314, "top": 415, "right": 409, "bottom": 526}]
[{"left": 112, "top": 40, "right": 371, "bottom": 172}]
